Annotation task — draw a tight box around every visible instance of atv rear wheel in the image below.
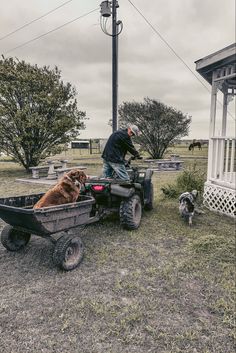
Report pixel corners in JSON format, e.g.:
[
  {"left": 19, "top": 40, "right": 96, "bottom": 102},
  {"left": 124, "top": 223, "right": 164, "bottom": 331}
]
[
  {"left": 53, "top": 233, "right": 84, "bottom": 271},
  {"left": 1, "top": 225, "right": 31, "bottom": 251},
  {"left": 119, "top": 194, "right": 142, "bottom": 230}
]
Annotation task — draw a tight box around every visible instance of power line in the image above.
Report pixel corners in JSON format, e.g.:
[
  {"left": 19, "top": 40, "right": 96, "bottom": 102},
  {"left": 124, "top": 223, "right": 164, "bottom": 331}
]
[
  {"left": 0, "top": 0, "right": 74, "bottom": 41},
  {"left": 127, "top": 0, "right": 211, "bottom": 93},
  {"left": 127, "top": 0, "right": 235, "bottom": 120},
  {"left": 4, "top": 8, "right": 99, "bottom": 55}
]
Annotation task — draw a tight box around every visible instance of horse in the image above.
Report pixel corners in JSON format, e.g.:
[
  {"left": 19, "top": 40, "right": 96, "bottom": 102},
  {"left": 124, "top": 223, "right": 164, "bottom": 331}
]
[{"left": 188, "top": 141, "right": 202, "bottom": 151}]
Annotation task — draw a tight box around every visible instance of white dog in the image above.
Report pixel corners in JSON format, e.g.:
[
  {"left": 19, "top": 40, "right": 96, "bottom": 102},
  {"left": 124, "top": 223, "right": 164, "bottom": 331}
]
[{"left": 179, "top": 190, "right": 198, "bottom": 226}]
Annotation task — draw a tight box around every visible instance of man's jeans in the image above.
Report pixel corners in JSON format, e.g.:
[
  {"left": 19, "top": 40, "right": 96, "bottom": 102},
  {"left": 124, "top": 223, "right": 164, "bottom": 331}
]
[{"left": 102, "top": 160, "right": 129, "bottom": 180}]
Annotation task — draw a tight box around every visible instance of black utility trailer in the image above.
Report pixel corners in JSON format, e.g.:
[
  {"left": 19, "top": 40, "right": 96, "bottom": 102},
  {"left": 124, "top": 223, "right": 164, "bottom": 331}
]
[{"left": 0, "top": 193, "right": 97, "bottom": 270}]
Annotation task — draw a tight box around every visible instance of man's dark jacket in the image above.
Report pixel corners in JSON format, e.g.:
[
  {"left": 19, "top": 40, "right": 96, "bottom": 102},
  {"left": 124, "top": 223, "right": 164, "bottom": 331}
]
[{"left": 102, "top": 129, "right": 139, "bottom": 164}]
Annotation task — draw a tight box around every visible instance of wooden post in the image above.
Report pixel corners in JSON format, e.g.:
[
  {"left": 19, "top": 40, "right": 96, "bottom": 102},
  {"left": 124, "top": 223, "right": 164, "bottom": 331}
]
[
  {"left": 219, "top": 89, "right": 228, "bottom": 180},
  {"left": 221, "top": 89, "right": 228, "bottom": 136},
  {"left": 46, "top": 160, "right": 57, "bottom": 180},
  {"left": 229, "top": 139, "right": 235, "bottom": 183},
  {"left": 207, "top": 71, "right": 218, "bottom": 180},
  {"left": 60, "top": 160, "right": 68, "bottom": 169}
]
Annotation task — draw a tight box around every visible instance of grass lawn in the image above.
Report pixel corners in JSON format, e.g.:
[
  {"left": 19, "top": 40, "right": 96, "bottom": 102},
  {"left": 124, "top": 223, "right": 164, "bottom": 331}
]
[{"left": 0, "top": 150, "right": 235, "bottom": 353}]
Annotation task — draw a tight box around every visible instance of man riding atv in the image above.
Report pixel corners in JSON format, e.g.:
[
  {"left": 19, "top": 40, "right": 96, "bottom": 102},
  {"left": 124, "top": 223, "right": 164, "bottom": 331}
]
[
  {"left": 82, "top": 124, "right": 154, "bottom": 230},
  {"left": 102, "top": 124, "right": 142, "bottom": 180}
]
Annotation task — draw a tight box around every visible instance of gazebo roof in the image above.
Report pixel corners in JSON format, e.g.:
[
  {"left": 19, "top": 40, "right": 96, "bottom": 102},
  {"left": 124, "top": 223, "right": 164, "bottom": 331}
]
[{"left": 195, "top": 43, "right": 236, "bottom": 85}]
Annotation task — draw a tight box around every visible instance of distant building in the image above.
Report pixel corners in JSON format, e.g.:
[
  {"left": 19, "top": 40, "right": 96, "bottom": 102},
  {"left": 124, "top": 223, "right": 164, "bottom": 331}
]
[{"left": 70, "top": 140, "right": 90, "bottom": 149}]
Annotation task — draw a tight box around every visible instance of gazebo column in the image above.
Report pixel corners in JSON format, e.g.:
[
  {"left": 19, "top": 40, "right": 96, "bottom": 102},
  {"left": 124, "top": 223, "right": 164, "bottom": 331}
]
[
  {"left": 221, "top": 89, "right": 228, "bottom": 135},
  {"left": 207, "top": 71, "right": 217, "bottom": 180},
  {"left": 219, "top": 88, "right": 228, "bottom": 180}
]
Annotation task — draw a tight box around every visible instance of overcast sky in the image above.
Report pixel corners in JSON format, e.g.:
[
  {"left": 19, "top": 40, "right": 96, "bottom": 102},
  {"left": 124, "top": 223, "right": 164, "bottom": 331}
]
[{"left": 0, "top": 0, "right": 235, "bottom": 139}]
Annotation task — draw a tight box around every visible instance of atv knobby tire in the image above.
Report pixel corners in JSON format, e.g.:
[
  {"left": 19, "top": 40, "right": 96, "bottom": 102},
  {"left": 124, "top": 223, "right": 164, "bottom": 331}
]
[
  {"left": 144, "top": 183, "right": 154, "bottom": 211},
  {"left": 119, "top": 194, "right": 142, "bottom": 230},
  {"left": 1, "top": 225, "right": 31, "bottom": 251},
  {"left": 53, "top": 233, "right": 84, "bottom": 271}
]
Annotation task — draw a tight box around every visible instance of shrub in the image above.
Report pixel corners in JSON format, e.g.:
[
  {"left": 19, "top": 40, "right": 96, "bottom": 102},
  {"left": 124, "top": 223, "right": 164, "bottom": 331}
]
[{"left": 161, "top": 162, "right": 205, "bottom": 200}]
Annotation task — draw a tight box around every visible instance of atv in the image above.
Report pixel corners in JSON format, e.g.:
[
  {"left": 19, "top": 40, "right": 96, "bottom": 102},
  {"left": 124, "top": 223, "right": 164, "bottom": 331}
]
[{"left": 82, "top": 156, "right": 154, "bottom": 230}]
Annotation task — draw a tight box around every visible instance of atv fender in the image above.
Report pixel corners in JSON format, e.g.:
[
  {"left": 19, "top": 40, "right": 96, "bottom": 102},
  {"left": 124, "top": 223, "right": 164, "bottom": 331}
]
[
  {"left": 145, "top": 169, "right": 154, "bottom": 180},
  {"left": 110, "top": 185, "right": 135, "bottom": 198}
]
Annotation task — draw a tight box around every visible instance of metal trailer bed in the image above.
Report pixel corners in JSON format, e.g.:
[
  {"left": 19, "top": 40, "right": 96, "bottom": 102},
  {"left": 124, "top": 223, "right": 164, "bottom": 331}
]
[{"left": 0, "top": 193, "right": 97, "bottom": 270}]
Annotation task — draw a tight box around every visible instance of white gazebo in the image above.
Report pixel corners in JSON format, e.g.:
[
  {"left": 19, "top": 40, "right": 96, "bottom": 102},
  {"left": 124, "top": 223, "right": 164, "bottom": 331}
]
[{"left": 195, "top": 43, "right": 236, "bottom": 217}]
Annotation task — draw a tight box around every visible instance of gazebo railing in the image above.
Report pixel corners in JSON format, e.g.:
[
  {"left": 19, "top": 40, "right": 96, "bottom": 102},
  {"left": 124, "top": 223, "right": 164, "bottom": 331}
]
[{"left": 208, "top": 137, "right": 235, "bottom": 188}]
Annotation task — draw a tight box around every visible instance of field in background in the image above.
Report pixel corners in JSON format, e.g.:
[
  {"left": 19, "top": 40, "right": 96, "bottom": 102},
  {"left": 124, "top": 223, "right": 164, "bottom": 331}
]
[
  {"left": 53, "top": 142, "right": 209, "bottom": 160},
  {"left": 0, "top": 146, "right": 235, "bottom": 353},
  {"left": 167, "top": 144, "right": 208, "bottom": 158}
]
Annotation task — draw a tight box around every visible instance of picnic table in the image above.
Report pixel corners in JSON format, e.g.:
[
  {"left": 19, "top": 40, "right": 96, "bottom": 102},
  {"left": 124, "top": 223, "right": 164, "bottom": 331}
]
[
  {"left": 29, "top": 159, "right": 69, "bottom": 179},
  {"left": 144, "top": 155, "right": 183, "bottom": 171},
  {"left": 29, "top": 160, "right": 87, "bottom": 180}
]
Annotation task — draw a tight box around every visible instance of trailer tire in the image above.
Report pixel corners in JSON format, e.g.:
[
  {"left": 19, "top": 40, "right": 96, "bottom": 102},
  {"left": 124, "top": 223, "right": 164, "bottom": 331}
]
[
  {"left": 119, "top": 194, "right": 142, "bottom": 230},
  {"left": 1, "top": 225, "right": 31, "bottom": 251},
  {"left": 53, "top": 233, "right": 84, "bottom": 271}
]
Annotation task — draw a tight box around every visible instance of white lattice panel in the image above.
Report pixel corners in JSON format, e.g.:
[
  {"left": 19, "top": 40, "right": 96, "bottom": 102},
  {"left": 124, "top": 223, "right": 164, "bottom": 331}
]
[{"left": 203, "top": 182, "right": 236, "bottom": 217}]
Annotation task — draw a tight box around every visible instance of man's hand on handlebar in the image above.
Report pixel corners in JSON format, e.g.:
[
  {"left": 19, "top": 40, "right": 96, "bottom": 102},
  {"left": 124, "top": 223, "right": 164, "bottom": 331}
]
[
  {"left": 129, "top": 155, "right": 143, "bottom": 161},
  {"left": 126, "top": 155, "right": 143, "bottom": 166}
]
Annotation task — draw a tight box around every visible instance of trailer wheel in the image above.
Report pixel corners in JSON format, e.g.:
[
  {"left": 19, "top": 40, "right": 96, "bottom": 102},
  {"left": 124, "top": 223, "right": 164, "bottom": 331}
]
[
  {"left": 53, "top": 233, "right": 84, "bottom": 271},
  {"left": 119, "top": 194, "right": 142, "bottom": 230},
  {"left": 1, "top": 225, "right": 31, "bottom": 251}
]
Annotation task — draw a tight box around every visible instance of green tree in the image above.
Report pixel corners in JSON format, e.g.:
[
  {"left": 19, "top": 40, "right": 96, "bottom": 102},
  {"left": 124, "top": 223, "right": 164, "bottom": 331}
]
[
  {"left": 118, "top": 97, "right": 191, "bottom": 159},
  {"left": 0, "top": 57, "right": 86, "bottom": 171}
]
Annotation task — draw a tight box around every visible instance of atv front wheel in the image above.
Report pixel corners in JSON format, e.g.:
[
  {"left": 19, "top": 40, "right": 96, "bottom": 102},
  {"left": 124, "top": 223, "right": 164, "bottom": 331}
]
[
  {"left": 119, "top": 194, "right": 142, "bottom": 230},
  {"left": 1, "top": 225, "right": 31, "bottom": 251}
]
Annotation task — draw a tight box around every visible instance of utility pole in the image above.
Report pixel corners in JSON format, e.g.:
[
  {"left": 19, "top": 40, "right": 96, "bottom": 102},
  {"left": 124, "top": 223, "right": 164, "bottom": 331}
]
[
  {"left": 100, "top": 1, "right": 123, "bottom": 132},
  {"left": 112, "top": 0, "right": 118, "bottom": 132}
]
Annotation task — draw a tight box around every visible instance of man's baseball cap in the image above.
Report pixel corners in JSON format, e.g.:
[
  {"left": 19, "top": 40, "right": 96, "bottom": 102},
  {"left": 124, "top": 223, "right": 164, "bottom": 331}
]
[{"left": 129, "top": 124, "right": 141, "bottom": 136}]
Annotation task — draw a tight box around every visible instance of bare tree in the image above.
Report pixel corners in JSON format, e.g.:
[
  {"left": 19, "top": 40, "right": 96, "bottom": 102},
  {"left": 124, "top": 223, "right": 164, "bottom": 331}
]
[{"left": 118, "top": 97, "right": 191, "bottom": 159}]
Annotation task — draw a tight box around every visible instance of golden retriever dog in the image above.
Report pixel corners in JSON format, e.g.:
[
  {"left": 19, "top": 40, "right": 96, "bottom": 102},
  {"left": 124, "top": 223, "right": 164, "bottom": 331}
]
[{"left": 34, "top": 169, "right": 87, "bottom": 209}]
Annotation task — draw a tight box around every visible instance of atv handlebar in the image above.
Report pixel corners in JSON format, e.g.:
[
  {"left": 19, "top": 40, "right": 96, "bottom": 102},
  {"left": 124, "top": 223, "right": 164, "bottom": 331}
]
[
  {"left": 130, "top": 155, "right": 143, "bottom": 161},
  {"left": 125, "top": 155, "right": 143, "bottom": 167}
]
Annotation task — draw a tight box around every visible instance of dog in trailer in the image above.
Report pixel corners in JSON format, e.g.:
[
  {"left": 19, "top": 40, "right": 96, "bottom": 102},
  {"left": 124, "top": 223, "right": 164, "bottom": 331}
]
[
  {"left": 179, "top": 190, "right": 198, "bottom": 226},
  {"left": 34, "top": 169, "right": 87, "bottom": 209}
]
